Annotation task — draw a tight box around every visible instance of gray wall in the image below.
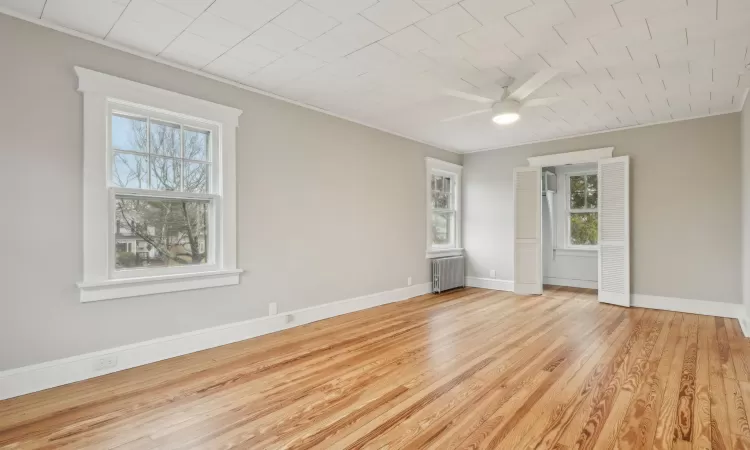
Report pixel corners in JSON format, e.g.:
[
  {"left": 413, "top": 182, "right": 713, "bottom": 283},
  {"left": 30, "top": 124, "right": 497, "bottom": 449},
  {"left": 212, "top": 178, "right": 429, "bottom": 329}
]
[
  {"left": 464, "top": 114, "right": 742, "bottom": 304},
  {"left": 0, "top": 14, "right": 461, "bottom": 371}
]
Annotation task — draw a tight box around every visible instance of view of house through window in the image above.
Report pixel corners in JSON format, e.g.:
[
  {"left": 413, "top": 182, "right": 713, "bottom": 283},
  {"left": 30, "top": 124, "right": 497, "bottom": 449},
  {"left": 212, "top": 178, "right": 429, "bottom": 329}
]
[
  {"left": 431, "top": 174, "right": 456, "bottom": 246},
  {"left": 569, "top": 173, "right": 598, "bottom": 246},
  {"left": 115, "top": 198, "right": 208, "bottom": 269},
  {"left": 111, "top": 112, "right": 212, "bottom": 270}
]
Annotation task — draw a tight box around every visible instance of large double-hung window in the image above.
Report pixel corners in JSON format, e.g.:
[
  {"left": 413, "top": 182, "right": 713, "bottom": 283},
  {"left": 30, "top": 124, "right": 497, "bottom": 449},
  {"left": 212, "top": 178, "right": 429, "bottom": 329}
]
[
  {"left": 76, "top": 68, "right": 242, "bottom": 302},
  {"left": 111, "top": 108, "right": 214, "bottom": 273}
]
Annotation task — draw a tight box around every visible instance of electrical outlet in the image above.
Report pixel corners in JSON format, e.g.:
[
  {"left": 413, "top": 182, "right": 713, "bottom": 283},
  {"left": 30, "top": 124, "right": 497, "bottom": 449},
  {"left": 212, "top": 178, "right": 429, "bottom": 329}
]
[
  {"left": 407, "top": 276, "right": 412, "bottom": 286},
  {"left": 269, "top": 302, "right": 278, "bottom": 316},
  {"left": 490, "top": 269, "right": 496, "bottom": 278},
  {"left": 285, "top": 314, "right": 294, "bottom": 324},
  {"left": 93, "top": 355, "right": 118, "bottom": 371}
]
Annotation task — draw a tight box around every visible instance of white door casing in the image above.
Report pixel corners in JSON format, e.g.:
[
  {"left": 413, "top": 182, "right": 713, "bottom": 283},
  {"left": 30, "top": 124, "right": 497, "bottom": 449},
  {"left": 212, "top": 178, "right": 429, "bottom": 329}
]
[
  {"left": 597, "top": 156, "right": 630, "bottom": 306},
  {"left": 514, "top": 166, "right": 543, "bottom": 295}
]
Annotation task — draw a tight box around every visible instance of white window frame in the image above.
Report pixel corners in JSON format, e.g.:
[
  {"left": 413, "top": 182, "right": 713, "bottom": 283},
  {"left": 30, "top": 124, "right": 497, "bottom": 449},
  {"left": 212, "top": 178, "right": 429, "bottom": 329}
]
[
  {"left": 426, "top": 158, "right": 463, "bottom": 258},
  {"left": 75, "top": 67, "right": 243, "bottom": 302},
  {"left": 563, "top": 169, "right": 599, "bottom": 250}
]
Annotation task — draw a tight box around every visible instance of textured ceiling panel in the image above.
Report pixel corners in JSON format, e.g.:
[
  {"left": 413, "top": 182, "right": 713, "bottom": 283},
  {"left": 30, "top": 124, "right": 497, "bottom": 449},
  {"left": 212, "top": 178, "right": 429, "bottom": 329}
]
[{"left": 4, "top": 0, "right": 749, "bottom": 152}]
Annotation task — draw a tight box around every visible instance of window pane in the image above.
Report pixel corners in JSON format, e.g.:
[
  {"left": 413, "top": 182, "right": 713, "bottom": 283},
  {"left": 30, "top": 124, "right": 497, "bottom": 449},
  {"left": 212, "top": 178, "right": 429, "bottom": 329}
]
[
  {"left": 570, "top": 212, "right": 598, "bottom": 245},
  {"left": 443, "top": 177, "right": 452, "bottom": 193},
  {"left": 184, "top": 128, "right": 209, "bottom": 161},
  {"left": 432, "top": 191, "right": 449, "bottom": 209},
  {"left": 586, "top": 174, "right": 598, "bottom": 208},
  {"left": 112, "top": 114, "right": 147, "bottom": 152},
  {"left": 112, "top": 152, "right": 149, "bottom": 189},
  {"left": 150, "top": 157, "right": 181, "bottom": 191},
  {"left": 184, "top": 162, "right": 209, "bottom": 193},
  {"left": 150, "top": 120, "right": 181, "bottom": 158},
  {"left": 569, "top": 175, "right": 586, "bottom": 209},
  {"left": 115, "top": 196, "right": 209, "bottom": 270},
  {"left": 432, "top": 211, "right": 455, "bottom": 246}
]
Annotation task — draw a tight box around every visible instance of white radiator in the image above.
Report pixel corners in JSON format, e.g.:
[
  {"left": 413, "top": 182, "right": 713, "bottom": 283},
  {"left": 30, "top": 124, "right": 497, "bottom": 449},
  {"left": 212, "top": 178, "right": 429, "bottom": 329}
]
[{"left": 431, "top": 256, "right": 465, "bottom": 293}]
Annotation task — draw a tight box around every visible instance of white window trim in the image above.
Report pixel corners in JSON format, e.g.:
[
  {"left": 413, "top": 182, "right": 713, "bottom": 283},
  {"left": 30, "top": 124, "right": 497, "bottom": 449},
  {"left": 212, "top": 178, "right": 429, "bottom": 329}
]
[
  {"left": 527, "top": 147, "right": 613, "bottom": 167},
  {"left": 558, "top": 167, "right": 599, "bottom": 252},
  {"left": 75, "top": 67, "right": 243, "bottom": 302},
  {"left": 426, "top": 158, "right": 463, "bottom": 259}
]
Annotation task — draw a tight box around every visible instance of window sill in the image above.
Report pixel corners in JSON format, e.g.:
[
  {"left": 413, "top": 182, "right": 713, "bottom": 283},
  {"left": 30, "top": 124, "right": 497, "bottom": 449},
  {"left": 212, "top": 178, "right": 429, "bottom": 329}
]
[
  {"left": 426, "top": 248, "right": 464, "bottom": 259},
  {"left": 554, "top": 248, "right": 598, "bottom": 257},
  {"left": 77, "top": 269, "right": 243, "bottom": 303}
]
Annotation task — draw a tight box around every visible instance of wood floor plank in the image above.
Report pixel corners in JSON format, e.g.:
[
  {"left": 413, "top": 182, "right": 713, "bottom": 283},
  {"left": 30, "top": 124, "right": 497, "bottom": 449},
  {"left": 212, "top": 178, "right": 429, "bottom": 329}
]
[
  {"left": 572, "top": 310, "right": 666, "bottom": 450},
  {"left": 0, "top": 288, "right": 748, "bottom": 450},
  {"left": 723, "top": 378, "right": 750, "bottom": 440},
  {"left": 594, "top": 311, "right": 672, "bottom": 449},
  {"left": 691, "top": 315, "right": 712, "bottom": 450},
  {"left": 614, "top": 312, "right": 684, "bottom": 450},
  {"left": 673, "top": 313, "right": 700, "bottom": 450},
  {"left": 716, "top": 317, "right": 737, "bottom": 380},
  {"left": 551, "top": 309, "right": 655, "bottom": 450},
  {"left": 466, "top": 309, "right": 626, "bottom": 450},
  {"left": 708, "top": 315, "right": 733, "bottom": 450},
  {"left": 326, "top": 300, "right": 596, "bottom": 449},
  {"left": 517, "top": 309, "right": 639, "bottom": 450},
  {"left": 652, "top": 313, "right": 693, "bottom": 450}
]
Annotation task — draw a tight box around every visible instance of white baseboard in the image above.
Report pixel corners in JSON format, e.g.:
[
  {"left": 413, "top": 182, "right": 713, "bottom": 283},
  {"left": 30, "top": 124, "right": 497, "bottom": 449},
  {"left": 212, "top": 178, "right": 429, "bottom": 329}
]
[
  {"left": 739, "top": 316, "right": 750, "bottom": 338},
  {"left": 543, "top": 277, "right": 598, "bottom": 289},
  {"left": 0, "top": 282, "right": 431, "bottom": 400},
  {"left": 631, "top": 294, "right": 743, "bottom": 320},
  {"left": 463, "top": 277, "right": 747, "bottom": 335},
  {"left": 465, "top": 277, "right": 514, "bottom": 291}
]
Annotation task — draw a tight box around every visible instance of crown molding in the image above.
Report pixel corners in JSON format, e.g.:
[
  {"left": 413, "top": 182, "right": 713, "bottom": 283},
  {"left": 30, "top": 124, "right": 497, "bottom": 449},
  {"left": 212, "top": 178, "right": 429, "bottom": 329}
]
[
  {"left": 0, "top": 8, "right": 460, "bottom": 155},
  {"left": 460, "top": 107, "right": 747, "bottom": 154}
]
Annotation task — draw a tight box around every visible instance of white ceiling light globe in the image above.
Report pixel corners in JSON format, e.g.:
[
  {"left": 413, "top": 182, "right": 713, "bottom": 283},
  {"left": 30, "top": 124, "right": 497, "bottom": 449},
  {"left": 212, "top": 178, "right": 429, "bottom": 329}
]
[
  {"left": 491, "top": 100, "right": 521, "bottom": 125},
  {"left": 492, "top": 112, "right": 520, "bottom": 124}
]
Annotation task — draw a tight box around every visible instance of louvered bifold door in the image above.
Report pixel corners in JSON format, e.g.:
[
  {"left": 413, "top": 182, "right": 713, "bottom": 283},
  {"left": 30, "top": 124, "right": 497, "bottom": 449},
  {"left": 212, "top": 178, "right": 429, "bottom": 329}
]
[
  {"left": 598, "top": 156, "right": 630, "bottom": 306},
  {"left": 513, "top": 166, "right": 542, "bottom": 295}
]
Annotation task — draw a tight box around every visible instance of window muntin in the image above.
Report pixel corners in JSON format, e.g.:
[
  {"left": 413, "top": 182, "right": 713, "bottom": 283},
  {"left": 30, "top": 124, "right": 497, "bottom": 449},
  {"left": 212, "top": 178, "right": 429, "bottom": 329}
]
[
  {"left": 111, "top": 112, "right": 211, "bottom": 193},
  {"left": 567, "top": 173, "right": 598, "bottom": 247},
  {"left": 430, "top": 173, "right": 457, "bottom": 248},
  {"left": 108, "top": 105, "right": 218, "bottom": 277}
]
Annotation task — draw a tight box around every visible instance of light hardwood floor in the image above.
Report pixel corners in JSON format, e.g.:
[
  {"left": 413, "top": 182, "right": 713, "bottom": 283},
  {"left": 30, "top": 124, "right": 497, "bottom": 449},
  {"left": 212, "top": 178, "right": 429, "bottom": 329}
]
[{"left": 1, "top": 286, "right": 749, "bottom": 449}]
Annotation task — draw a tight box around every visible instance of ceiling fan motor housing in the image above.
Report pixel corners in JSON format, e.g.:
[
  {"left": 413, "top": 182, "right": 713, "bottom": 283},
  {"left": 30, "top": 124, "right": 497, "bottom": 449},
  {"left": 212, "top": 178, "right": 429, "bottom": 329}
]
[{"left": 493, "top": 100, "right": 521, "bottom": 115}]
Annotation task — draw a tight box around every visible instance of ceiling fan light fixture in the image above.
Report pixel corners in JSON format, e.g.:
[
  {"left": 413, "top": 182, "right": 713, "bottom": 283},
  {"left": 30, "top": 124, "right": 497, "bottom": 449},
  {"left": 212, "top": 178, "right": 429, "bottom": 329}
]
[
  {"left": 492, "top": 112, "right": 520, "bottom": 124},
  {"left": 492, "top": 100, "right": 521, "bottom": 125}
]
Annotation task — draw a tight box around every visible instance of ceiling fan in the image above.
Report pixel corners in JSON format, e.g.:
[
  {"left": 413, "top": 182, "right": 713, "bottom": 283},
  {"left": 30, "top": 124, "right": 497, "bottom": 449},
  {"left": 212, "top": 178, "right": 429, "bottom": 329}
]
[{"left": 441, "top": 69, "right": 563, "bottom": 125}]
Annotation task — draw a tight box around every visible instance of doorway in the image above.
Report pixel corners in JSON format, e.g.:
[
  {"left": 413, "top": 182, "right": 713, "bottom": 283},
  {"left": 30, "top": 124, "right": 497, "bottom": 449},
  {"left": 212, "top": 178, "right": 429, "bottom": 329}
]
[
  {"left": 513, "top": 149, "right": 630, "bottom": 307},
  {"left": 541, "top": 164, "right": 598, "bottom": 290}
]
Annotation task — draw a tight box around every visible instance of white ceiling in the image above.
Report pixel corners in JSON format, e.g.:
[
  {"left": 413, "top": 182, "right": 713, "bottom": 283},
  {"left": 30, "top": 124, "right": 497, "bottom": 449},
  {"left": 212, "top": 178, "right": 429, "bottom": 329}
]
[{"left": 3, "top": 0, "right": 750, "bottom": 152}]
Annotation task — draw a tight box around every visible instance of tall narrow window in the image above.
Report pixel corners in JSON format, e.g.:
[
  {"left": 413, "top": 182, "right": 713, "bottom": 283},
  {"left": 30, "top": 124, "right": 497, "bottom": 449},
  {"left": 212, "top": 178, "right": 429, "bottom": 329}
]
[
  {"left": 426, "top": 158, "right": 463, "bottom": 258},
  {"left": 431, "top": 174, "right": 456, "bottom": 246},
  {"left": 567, "top": 173, "right": 598, "bottom": 247}
]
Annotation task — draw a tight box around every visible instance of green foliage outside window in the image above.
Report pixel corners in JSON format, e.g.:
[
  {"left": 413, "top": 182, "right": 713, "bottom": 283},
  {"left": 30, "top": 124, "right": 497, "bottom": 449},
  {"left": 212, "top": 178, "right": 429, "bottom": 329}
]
[{"left": 569, "top": 174, "right": 598, "bottom": 246}]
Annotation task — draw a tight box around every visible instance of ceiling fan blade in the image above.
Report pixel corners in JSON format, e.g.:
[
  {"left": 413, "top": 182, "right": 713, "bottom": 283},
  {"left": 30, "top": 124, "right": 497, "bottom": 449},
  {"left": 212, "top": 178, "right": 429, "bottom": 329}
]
[
  {"left": 440, "top": 108, "right": 493, "bottom": 122},
  {"left": 507, "top": 69, "right": 559, "bottom": 102},
  {"left": 523, "top": 96, "right": 563, "bottom": 107},
  {"left": 441, "top": 88, "right": 495, "bottom": 104}
]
